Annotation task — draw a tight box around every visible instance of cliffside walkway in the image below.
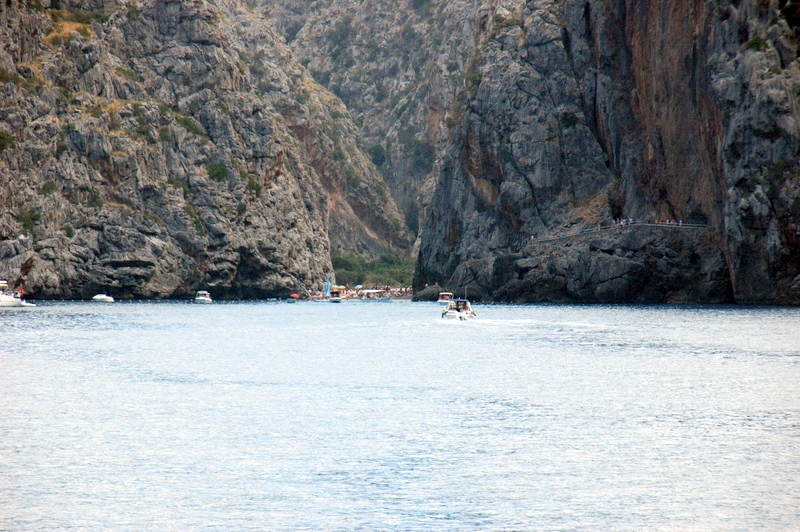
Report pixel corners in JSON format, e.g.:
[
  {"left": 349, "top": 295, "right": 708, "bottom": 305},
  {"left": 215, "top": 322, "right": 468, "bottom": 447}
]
[{"left": 530, "top": 222, "right": 709, "bottom": 246}]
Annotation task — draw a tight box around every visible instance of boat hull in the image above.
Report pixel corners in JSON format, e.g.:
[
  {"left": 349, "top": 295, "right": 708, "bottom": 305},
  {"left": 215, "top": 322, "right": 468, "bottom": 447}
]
[
  {"left": 0, "top": 283, "right": 34, "bottom": 307},
  {"left": 443, "top": 310, "right": 474, "bottom": 320}
]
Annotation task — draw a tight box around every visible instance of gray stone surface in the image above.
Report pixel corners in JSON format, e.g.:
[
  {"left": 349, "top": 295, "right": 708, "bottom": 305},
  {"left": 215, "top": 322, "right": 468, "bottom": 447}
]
[
  {"left": 415, "top": 0, "right": 800, "bottom": 304},
  {"left": 0, "top": 0, "right": 409, "bottom": 299},
  {"left": 259, "top": 0, "right": 487, "bottom": 232},
  {"left": 3, "top": 0, "right": 798, "bottom": 303}
]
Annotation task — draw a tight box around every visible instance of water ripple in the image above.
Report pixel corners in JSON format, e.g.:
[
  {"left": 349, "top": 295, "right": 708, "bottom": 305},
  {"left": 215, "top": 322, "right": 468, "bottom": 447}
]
[{"left": 0, "top": 302, "right": 798, "bottom": 529}]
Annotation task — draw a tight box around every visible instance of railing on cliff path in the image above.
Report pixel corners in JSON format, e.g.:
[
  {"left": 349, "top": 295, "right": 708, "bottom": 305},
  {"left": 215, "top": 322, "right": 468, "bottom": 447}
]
[{"left": 529, "top": 221, "right": 710, "bottom": 246}]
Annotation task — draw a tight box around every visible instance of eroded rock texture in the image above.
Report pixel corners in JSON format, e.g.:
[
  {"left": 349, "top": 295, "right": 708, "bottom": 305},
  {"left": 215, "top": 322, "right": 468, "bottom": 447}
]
[
  {"left": 0, "top": 0, "right": 409, "bottom": 299},
  {"left": 416, "top": 0, "right": 800, "bottom": 304},
  {"left": 3, "top": 0, "right": 799, "bottom": 304},
  {"left": 259, "top": 0, "right": 489, "bottom": 235}
]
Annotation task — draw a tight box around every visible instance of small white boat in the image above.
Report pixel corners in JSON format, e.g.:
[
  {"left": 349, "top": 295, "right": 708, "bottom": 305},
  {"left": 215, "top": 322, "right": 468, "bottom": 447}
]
[
  {"left": 442, "top": 298, "right": 476, "bottom": 320},
  {"left": 91, "top": 294, "right": 114, "bottom": 302},
  {"left": 0, "top": 280, "right": 35, "bottom": 307},
  {"left": 437, "top": 292, "right": 454, "bottom": 303},
  {"left": 195, "top": 290, "right": 213, "bottom": 304},
  {"left": 329, "top": 289, "right": 343, "bottom": 303}
]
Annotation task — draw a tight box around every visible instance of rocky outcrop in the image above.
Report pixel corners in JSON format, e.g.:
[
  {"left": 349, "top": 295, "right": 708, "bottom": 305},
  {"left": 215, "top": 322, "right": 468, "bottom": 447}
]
[
  {"left": 260, "top": 0, "right": 486, "bottom": 234},
  {"left": 0, "top": 0, "right": 409, "bottom": 299},
  {"left": 456, "top": 226, "right": 731, "bottom": 303},
  {"left": 415, "top": 0, "right": 800, "bottom": 304}
]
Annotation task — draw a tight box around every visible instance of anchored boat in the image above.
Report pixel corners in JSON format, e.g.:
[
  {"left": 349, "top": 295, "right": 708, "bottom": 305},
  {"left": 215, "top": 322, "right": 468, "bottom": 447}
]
[
  {"left": 0, "top": 281, "right": 35, "bottom": 307},
  {"left": 437, "top": 292, "right": 454, "bottom": 303},
  {"left": 195, "top": 290, "right": 213, "bottom": 304}
]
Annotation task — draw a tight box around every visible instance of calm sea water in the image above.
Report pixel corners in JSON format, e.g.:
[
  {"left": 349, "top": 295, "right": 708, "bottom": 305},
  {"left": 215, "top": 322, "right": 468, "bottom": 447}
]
[{"left": 0, "top": 301, "right": 798, "bottom": 530}]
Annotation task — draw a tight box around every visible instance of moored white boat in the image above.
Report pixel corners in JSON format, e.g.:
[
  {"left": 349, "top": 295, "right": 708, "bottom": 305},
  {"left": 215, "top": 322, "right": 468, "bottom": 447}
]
[
  {"left": 0, "top": 280, "right": 35, "bottom": 307},
  {"left": 195, "top": 290, "right": 213, "bottom": 304},
  {"left": 91, "top": 294, "right": 114, "bottom": 302},
  {"left": 437, "top": 292, "right": 454, "bottom": 303},
  {"left": 442, "top": 298, "right": 476, "bottom": 320}
]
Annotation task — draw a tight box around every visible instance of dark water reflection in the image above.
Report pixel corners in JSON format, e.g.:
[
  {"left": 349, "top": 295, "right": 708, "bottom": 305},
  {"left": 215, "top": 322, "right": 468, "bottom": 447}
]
[{"left": 1, "top": 302, "right": 798, "bottom": 529}]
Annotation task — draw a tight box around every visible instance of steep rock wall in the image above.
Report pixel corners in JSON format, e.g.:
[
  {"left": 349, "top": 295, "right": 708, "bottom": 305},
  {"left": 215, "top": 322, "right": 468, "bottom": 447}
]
[
  {"left": 416, "top": 0, "right": 800, "bottom": 304},
  {"left": 260, "top": 0, "right": 487, "bottom": 235},
  {"left": 0, "top": 0, "right": 408, "bottom": 298}
]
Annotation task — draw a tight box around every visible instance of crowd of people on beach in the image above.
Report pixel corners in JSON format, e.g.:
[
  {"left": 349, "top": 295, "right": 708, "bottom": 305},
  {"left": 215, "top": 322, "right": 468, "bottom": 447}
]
[{"left": 308, "top": 285, "right": 413, "bottom": 300}]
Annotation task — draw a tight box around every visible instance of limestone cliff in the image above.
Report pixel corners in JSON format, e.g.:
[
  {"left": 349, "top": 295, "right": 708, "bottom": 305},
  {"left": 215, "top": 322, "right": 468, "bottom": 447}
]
[
  {"left": 260, "top": 0, "right": 485, "bottom": 235},
  {"left": 415, "top": 0, "right": 800, "bottom": 304},
  {"left": 3, "top": 0, "right": 798, "bottom": 303},
  {"left": 0, "top": 0, "right": 409, "bottom": 299}
]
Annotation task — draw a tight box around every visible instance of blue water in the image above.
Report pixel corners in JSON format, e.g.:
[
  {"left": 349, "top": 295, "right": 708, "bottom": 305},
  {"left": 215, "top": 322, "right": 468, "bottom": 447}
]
[{"left": 1, "top": 301, "right": 798, "bottom": 530}]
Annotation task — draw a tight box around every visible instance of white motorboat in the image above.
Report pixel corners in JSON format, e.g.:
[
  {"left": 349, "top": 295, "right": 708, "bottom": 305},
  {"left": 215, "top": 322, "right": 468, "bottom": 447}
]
[
  {"left": 329, "top": 289, "right": 343, "bottom": 303},
  {"left": 0, "top": 280, "right": 35, "bottom": 307},
  {"left": 195, "top": 290, "right": 213, "bottom": 304},
  {"left": 442, "top": 298, "right": 476, "bottom": 320},
  {"left": 91, "top": 294, "right": 114, "bottom": 302},
  {"left": 437, "top": 292, "right": 454, "bottom": 303}
]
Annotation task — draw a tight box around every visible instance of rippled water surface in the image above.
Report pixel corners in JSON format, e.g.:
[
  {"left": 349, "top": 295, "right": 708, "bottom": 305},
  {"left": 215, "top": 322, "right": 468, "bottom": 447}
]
[{"left": 1, "top": 301, "right": 799, "bottom": 530}]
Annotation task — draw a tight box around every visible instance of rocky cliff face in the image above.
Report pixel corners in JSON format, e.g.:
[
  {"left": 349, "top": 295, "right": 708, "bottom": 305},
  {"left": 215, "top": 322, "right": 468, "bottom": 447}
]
[
  {"left": 3, "top": 0, "right": 797, "bottom": 303},
  {"left": 0, "top": 0, "right": 409, "bottom": 299},
  {"left": 260, "top": 0, "right": 486, "bottom": 234},
  {"left": 415, "top": 0, "right": 800, "bottom": 304}
]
